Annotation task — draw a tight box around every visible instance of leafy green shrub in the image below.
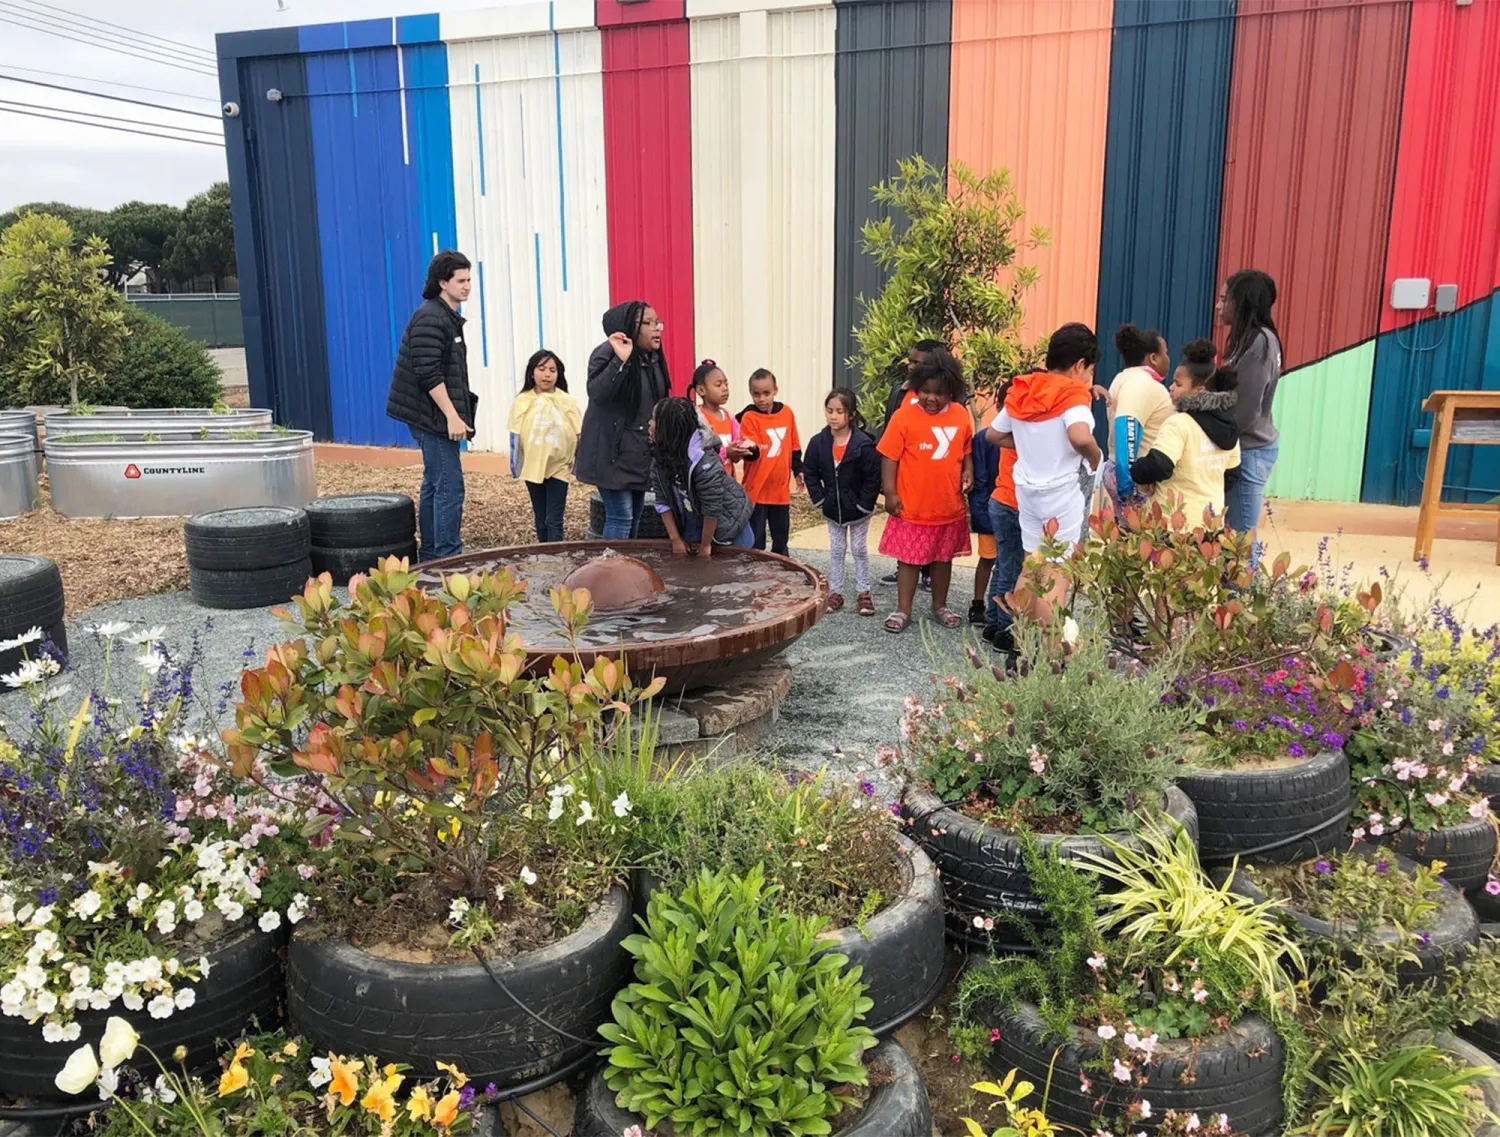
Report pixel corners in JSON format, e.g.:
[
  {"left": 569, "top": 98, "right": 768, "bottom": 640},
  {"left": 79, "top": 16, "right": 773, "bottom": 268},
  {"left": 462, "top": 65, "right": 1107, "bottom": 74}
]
[
  {"left": 599, "top": 866, "right": 876, "bottom": 1137},
  {"left": 1302, "top": 1044, "right": 1496, "bottom": 1137},
  {"left": 1248, "top": 852, "right": 1442, "bottom": 937},
  {"left": 102, "top": 304, "right": 220, "bottom": 408}
]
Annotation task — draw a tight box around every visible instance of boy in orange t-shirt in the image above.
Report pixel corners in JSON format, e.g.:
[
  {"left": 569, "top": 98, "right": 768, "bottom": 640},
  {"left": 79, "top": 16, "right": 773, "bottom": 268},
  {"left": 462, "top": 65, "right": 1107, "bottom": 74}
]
[
  {"left": 876, "top": 349, "right": 974, "bottom": 633},
  {"left": 737, "top": 368, "right": 803, "bottom": 555},
  {"left": 981, "top": 376, "right": 1024, "bottom": 654}
]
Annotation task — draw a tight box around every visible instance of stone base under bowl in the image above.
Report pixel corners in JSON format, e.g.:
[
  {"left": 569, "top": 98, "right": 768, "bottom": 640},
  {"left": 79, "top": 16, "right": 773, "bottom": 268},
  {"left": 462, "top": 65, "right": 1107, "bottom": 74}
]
[{"left": 634, "top": 662, "right": 792, "bottom": 766}]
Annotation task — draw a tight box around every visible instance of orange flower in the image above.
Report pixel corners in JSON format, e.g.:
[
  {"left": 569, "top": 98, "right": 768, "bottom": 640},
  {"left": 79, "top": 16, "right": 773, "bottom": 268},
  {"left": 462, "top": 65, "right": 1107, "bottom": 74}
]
[
  {"left": 432, "top": 1090, "right": 461, "bottom": 1128},
  {"left": 360, "top": 1077, "right": 397, "bottom": 1123},
  {"left": 327, "top": 1056, "right": 360, "bottom": 1107},
  {"left": 217, "top": 1061, "right": 249, "bottom": 1097}
]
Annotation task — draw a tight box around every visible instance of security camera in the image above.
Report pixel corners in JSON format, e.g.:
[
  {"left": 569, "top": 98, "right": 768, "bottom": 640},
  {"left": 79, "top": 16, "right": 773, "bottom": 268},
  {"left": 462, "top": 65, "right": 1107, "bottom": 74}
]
[{"left": 223, "top": 102, "right": 240, "bottom": 118}]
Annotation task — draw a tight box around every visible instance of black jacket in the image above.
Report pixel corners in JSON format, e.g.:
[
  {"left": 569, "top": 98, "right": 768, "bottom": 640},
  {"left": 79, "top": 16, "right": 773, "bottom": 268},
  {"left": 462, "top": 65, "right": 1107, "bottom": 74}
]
[
  {"left": 386, "top": 299, "right": 474, "bottom": 436},
  {"left": 803, "top": 426, "right": 881, "bottom": 525},
  {"left": 1129, "top": 388, "right": 1241, "bottom": 488},
  {"left": 575, "top": 301, "right": 671, "bottom": 492},
  {"left": 651, "top": 427, "right": 754, "bottom": 543}
]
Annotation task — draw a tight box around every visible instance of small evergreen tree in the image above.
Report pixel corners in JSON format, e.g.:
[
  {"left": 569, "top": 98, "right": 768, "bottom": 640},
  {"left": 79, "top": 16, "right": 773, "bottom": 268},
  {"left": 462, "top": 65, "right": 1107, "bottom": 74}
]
[{"left": 850, "top": 157, "right": 1047, "bottom": 424}]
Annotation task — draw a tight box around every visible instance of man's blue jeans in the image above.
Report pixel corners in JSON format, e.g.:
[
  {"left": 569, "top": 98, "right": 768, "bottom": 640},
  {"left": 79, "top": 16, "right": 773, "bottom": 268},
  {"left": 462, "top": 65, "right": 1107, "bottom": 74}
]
[
  {"left": 599, "top": 488, "right": 646, "bottom": 540},
  {"left": 985, "top": 498, "right": 1024, "bottom": 634},
  {"left": 411, "top": 426, "right": 464, "bottom": 561}
]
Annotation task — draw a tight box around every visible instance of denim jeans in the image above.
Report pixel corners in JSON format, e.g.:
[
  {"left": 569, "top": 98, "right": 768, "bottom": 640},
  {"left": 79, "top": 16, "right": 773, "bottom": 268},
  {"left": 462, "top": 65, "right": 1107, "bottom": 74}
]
[
  {"left": 525, "top": 477, "right": 569, "bottom": 543},
  {"left": 1227, "top": 441, "right": 1279, "bottom": 537},
  {"left": 410, "top": 426, "right": 464, "bottom": 561},
  {"left": 681, "top": 511, "right": 755, "bottom": 548},
  {"left": 750, "top": 504, "right": 791, "bottom": 556},
  {"left": 985, "top": 499, "right": 1024, "bottom": 634},
  {"left": 599, "top": 488, "right": 646, "bottom": 540}
]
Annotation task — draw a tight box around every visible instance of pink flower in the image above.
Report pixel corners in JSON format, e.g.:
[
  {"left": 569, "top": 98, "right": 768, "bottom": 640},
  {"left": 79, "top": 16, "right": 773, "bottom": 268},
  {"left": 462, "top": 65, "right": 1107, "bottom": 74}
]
[
  {"left": 1487, "top": 879, "right": 1500, "bottom": 896},
  {"left": 624, "top": 1127, "right": 644, "bottom": 1137},
  {"left": 1352, "top": 827, "right": 1366, "bottom": 840},
  {"left": 1087, "top": 953, "right": 1107, "bottom": 971},
  {"left": 297, "top": 864, "right": 316, "bottom": 880},
  {"left": 1473, "top": 801, "right": 1491, "bottom": 820},
  {"left": 1096, "top": 1024, "right": 1117, "bottom": 1041},
  {"left": 1028, "top": 745, "right": 1047, "bottom": 775},
  {"left": 1426, "top": 792, "right": 1450, "bottom": 808},
  {"left": 1112, "top": 1059, "right": 1132, "bottom": 1083},
  {"left": 1123, "top": 1031, "right": 1140, "bottom": 1050},
  {"left": 1369, "top": 822, "right": 1385, "bottom": 836}
]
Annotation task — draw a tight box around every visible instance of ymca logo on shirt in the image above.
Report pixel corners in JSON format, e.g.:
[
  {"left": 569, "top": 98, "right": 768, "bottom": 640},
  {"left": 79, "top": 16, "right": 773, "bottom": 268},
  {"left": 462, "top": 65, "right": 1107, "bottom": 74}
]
[
  {"left": 920, "top": 425, "right": 958, "bottom": 459},
  {"left": 764, "top": 427, "right": 787, "bottom": 457}
]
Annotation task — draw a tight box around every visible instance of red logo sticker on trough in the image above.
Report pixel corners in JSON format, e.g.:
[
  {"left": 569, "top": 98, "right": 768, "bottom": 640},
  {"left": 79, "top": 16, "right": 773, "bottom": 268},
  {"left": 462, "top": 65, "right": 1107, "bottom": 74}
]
[{"left": 124, "top": 464, "right": 141, "bottom": 479}]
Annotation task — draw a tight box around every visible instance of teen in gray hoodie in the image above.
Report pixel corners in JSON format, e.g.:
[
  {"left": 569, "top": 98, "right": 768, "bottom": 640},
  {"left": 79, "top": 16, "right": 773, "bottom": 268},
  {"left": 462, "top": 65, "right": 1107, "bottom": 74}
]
[{"left": 1218, "top": 269, "right": 1282, "bottom": 536}]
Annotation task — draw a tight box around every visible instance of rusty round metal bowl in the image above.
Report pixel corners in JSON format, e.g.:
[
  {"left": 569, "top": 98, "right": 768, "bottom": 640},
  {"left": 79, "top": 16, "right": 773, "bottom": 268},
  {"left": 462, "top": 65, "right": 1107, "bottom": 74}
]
[{"left": 417, "top": 541, "right": 828, "bottom": 693}]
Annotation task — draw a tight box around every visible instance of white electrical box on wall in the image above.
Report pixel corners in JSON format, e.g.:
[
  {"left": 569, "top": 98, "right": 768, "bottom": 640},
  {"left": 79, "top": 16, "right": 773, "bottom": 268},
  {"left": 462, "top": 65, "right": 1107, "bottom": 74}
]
[
  {"left": 1435, "top": 284, "right": 1459, "bottom": 313},
  {"left": 1391, "top": 278, "right": 1432, "bottom": 310}
]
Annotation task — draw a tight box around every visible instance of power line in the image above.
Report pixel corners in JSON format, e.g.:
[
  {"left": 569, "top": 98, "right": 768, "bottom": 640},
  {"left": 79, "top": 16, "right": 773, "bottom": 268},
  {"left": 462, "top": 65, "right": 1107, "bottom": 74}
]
[
  {"left": 3, "top": 0, "right": 214, "bottom": 69},
  {"left": 0, "top": 10, "right": 218, "bottom": 76},
  {"left": 10, "top": 0, "right": 215, "bottom": 62},
  {"left": 0, "top": 104, "right": 224, "bottom": 147},
  {"left": 0, "top": 64, "right": 216, "bottom": 103},
  {"left": 0, "top": 74, "right": 221, "bottom": 120},
  {"left": 0, "top": 98, "right": 222, "bottom": 137},
  {"left": 0, "top": 3, "right": 217, "bottom": 72}
]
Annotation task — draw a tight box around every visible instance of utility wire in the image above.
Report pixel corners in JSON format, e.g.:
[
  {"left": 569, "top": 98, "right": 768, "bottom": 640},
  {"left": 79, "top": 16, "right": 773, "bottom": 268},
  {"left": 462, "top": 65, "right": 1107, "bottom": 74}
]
[
  {"left": 0, "top": 74, "right": 221, "bottom": 119},
  {"left": 9, "top": 0, "right": 215, "bottom": 61},
  {"left": 0, "top": 10, "right": 218, "bottom": 76},
  {"left": 0, "top": 98, "right": 223, "bottom": 138},
  {"left": 0, "top": 104, "right": 224, "bottom": 146},
  {"left": 3, "top": 0, "right": 214, "bottom": 68},
  {"left": 0, "top": 64, "right": 216, "bottom": 103}
]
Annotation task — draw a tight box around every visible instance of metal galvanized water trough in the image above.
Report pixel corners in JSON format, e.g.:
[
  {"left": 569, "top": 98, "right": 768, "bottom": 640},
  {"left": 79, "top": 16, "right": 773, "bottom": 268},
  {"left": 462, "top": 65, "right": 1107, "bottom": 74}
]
[
  {"left": 0, "top": 410, "right": 38, "bottom": 455},
  {"left": 44, "top": 428, "right": 315, "bottom": 518},
  {"left": 43, "top": 407, "right": 273, "bottom": 436},
  {"left": 0, "top": 432, "right": 39, "bottom": 520}
]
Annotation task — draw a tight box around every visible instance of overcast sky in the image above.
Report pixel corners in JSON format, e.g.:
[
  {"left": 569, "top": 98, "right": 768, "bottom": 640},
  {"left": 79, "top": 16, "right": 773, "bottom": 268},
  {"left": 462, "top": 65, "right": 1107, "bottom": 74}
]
[{"left": 0, "top": 0, "right": 512, "bottom": 211}]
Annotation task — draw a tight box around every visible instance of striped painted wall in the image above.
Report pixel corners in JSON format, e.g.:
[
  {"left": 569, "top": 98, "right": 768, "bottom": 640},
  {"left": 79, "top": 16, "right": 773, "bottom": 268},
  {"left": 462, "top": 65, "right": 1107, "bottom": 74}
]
[{"left": 219, "top": 0, "right": 1500, "bottom": 507}]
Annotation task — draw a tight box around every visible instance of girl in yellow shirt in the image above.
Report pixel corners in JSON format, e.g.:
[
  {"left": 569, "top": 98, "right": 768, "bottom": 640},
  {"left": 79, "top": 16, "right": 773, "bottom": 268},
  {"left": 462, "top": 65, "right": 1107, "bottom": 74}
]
[{"left": 509, "top": 350, "right": 582, "bottom": 542}]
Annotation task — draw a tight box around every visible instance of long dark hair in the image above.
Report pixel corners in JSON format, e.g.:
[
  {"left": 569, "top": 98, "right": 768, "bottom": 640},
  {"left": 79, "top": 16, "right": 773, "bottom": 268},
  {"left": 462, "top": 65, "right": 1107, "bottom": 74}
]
[
  {"left": 521, "top": 349, "right": 567, "bottom": 393},
  {"left": 1223, "top": 269, "right": 1278, "bottom": 362},
  {"left": 422, "top": 250, "right": 471, "bottom": 301},
  {"left": 825, "top": 387, "right": 865, "bottom": 431},
  {"left": 652, "top": 397, "right": 700, "bottom": 495}
]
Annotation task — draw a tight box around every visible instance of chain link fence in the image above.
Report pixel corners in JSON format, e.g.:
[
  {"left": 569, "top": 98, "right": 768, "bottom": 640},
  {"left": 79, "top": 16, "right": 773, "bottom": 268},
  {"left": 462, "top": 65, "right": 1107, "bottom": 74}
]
[{"left": 125, "top": 293, "right": 244, "bottom": 348}]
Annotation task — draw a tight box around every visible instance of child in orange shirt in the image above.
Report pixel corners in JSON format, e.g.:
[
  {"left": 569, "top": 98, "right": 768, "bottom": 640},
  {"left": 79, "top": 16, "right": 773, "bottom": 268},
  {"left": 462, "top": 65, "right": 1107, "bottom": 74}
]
[
  {"left": 737, "top": 368, "right": 803, "bottom": 555},
  {"left": 876, "top": 348, "right": 974, "bottom": 633},
  {"left": 692, "top": 360, "right": 752, "bottom": 475}
]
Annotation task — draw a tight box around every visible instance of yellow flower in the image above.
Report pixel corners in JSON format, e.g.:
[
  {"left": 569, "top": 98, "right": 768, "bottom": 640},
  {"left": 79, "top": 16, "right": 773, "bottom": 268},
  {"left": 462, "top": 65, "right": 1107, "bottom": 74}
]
[
  {"left": 435, "top": 1061, "right": 468, "bottom": 1088},
  {"left": 270, "top": 1073, "right": 282, "bottom": 1088},
  {"left": 360, "top": 1077, "right": 397, "bottom": 1123},
  {"left": 218, "top": 1061, "right": 249, "bottom": 1097},
  {"left": 432, "top": 1090, "right": 461, "bottom": 1128},
  {"left": 407, "top": 1085, "right": 433, "bottom": 1122},
  {"left": 233, "top": 1042, "right": 256, "bottom": 1064},
  {"left": 383, "top": 1063, "right": 399, "bottom": 1078},
  {"left": 282, "top": 1041, "right": 300, "bottom": 1058},
  {"left": 328, "top": 1056, "right": 360, "bottom": 1107}
]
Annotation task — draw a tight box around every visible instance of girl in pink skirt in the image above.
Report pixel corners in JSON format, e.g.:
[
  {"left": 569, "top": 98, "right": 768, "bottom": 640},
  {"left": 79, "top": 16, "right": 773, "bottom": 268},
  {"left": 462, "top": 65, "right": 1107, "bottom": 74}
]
[{"left": 876, "top": 348, "right": 974, "bottom": 632}]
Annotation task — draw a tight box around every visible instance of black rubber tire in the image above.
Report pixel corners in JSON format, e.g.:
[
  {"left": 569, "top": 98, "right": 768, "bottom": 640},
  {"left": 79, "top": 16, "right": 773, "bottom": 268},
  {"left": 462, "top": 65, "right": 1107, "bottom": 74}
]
[
  {"left": 0, "top": 926, "right": 286, "bottom": 1100},
  {"left": 0, "top": 556, "right": 64, "bottom": 636},
  {"left": 310, "top": 542, "right": 418, "bottom": 584},
  {"left": 304, "top": 494, "right": 416, "bottom": 548},
  {"left": 1371, "top": 816, "right": 1497, "bottom": 894},
  {"left": 1217, "top": 845, "right": 1478, "bottom": 987},
  {"left": 1463, "top": 1016, "right": 1500, "bottom": 1063},
  {"left": 574, "top": 1038, "right": 933, "bottom": 1137},
  {"left": 906, "top": 785, "right": 1198, "bottom": 952},
  {"left": 1473, "top": 885, "right": 1500, "bottom": 924},
  {"left": 287, "top": 887, "right": 632, "bottom": 1087},
  {"left": 1176, "top": 749, "right": 1352, "bottom": 866},
  {"left": 1474, "top": 765, "right": 1500, "bottom": 813},
  {"left": 981, "top": 1000, "right": 1284, "bottom": 1137},
  {"left": 184, "top": 507, "right": 311, "bottom": 571},
  {"left": 1362, "top": 627, "right": 1413, "bottom": 661},
  {"left": 0, "top": 623, "right": 65, "bottom": 679},
  {"left": 189, "top": 558, "right": 314, "bottom": 611},
  {"left": 587, "top": 492, "right": 669, "bottom": 541}
]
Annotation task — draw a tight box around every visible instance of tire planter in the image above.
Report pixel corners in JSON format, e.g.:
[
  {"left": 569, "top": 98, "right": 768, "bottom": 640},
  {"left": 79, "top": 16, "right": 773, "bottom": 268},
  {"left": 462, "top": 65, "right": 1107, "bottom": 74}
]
[
  {"left": 0, "top": 925, "right": 286, "bottom": 1101},
  {"left": 587, "top": 492, "right": 669, "bottom": 541},
  {"left": 311, "top": 542, "right": 419, "bottom": 584},
  {"left": 906, "top": 785, "right": 1199, "bottom": 952},
  {"left": 287, "top": 886, "right": 631, "bottom": 1087},
  {"left": 184, "top": 507, "right": 312, "bottom": 572},
  {"left": 1474, "top": 765, "right": 1500, "bottom": 814},
  {"left": 1362, "top": 627, "right": 1413, "bottom": 661},
  {"left": 573, "top": 1038, "right": 933, "bottom": 1137},
  {"left": 981, "top": 1000, "right": 1284, "bottom": 1137},
  {"left": 1217, "top": 845, "right": 1478, "bottom": 988},
  {"left": 1371, "top": 815, "right": 1497, "bottom": 895},
  {"left": 1176, "top": 749, "right": 1351, "bottom": 866},
  {"left": 0, "top": 556, "right": 66, "bottom": 676},
  {"left": 304, "top": 494, "right": 417, "bottom": 549},
  {"left": 1416, "top": 1031, "right": 1500, "bottom": 1137},
  {"left": 189, "top": 558, "right": 315, "bottom": 611}
]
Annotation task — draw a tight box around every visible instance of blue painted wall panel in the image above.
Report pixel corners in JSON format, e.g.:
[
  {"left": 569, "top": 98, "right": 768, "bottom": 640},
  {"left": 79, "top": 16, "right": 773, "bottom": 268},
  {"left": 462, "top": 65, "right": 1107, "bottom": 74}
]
[
  {"left": 1094, "top": 0, "right": 1237, "bottom": 443},
  {"left": 405, "top": 44, "right": 458, "bottom": 263},
  {"left": 397, "top": 14, "right": 441, "bottom": 45},
  {"left": 299, "top": 18, "right": 398, "bottom": 53},
  {"left": 1362, "top": 289, "right": 1500, "bottom": 506},
  {"left": 304, "top": 42, "right": 455, "bottom": 447},
  {"left": 221, "top": 51, "right": 334, "bottom": 438}
]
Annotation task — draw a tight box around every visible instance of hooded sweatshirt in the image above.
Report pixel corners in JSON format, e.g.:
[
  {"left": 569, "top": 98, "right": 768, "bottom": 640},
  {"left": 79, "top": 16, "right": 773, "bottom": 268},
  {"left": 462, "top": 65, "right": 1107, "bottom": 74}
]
[
  {"left": 995, "top": 371, "right": 1096, "bottom": 491},
  {"left": 1129, "top": 388, "right": 1242, "bottom": 523},
  {"left": 575, "top": 301, "right": 671, "bottom": 491}
]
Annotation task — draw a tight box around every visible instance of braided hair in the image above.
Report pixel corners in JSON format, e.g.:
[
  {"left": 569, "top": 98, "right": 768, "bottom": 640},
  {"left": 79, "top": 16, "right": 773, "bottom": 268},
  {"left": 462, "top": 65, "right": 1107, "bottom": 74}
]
[{"left": 652, "top": 396, "right": 701, "bottom": 496}]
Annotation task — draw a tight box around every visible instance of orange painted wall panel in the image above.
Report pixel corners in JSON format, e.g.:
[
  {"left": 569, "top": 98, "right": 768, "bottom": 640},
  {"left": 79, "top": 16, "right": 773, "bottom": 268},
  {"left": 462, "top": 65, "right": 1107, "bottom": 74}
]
[
  {"left": 1217, "top": 0, "right": 1409, "bottom": 371},
  {"left": 947, "top": 0, "right": 1112, "bottom": 340}
]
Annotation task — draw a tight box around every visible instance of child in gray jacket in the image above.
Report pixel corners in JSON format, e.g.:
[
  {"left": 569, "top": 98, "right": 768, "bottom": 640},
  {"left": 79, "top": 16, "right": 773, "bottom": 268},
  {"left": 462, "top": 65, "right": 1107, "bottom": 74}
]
[{"left": 650, "top": 397, "right": 755, "bottom": 557}]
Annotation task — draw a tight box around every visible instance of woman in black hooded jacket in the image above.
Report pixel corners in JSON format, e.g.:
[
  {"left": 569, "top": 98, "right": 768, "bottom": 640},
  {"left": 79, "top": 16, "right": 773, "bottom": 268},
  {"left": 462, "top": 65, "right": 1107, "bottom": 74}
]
[{"left": 576, "top": 300, "right": 670, "bottom": 539}]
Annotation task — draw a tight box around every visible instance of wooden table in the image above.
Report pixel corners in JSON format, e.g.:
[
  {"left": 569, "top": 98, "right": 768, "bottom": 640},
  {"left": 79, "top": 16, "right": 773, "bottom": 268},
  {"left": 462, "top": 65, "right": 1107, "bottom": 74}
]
[{"left": 1413, "top": 389, "right": 1500, "bottom": 565}]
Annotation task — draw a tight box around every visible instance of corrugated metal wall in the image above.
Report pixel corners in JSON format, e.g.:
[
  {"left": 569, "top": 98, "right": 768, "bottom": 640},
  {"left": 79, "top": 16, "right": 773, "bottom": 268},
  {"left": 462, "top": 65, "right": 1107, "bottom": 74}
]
[
  {"left": 1364, "top": 0, "right": 1500, "bottom": 505},
  {"left": 831, "top": 0, "right": 951, "bottom": 383},
  {"left": 947, "top": 0, "right": 1112, "bottom": 342},
  {"left": 1095, "top": 0, "right": 1237, "bottom": 403},
  {"left": 691, "top": 2, "right": 837, "bottom": 439},
  {"left": 1265, "top": 342, "right": 1376, "bottom": 503},
  {"left": 601, "top": 11, "right": 696, "bottom": 393},
  {"left": 445, "top": 7, "right": 609, "bottom": 452}
]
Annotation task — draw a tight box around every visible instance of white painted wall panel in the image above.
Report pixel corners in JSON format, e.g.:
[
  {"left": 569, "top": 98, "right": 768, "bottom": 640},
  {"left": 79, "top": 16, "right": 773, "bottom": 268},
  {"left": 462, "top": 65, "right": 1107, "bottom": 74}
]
[
  {"left": 690, "top": 6, "right": 836, "bottom": 443},
  {"left": 447, "top": 27, "right": 609, "bottom": 452},
  {"left": 442, "top": 1, "right": 594, "bottom": 42}
]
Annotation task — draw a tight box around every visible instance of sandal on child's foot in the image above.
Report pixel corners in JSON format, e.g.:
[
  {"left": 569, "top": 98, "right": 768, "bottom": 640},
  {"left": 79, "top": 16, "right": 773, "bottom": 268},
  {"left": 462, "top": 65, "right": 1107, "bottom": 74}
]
[
  {"left": 931, "top": 606, "right": 963, "bottom": 629},
  {"left": 856, "top": 592, "right": 876, "bottom": 617},
  {"left": 884, "top": 611, "right": 910, "bottom": 634},
  {"left": 826, "top": 593, "right": 845, "bottom": 612}
]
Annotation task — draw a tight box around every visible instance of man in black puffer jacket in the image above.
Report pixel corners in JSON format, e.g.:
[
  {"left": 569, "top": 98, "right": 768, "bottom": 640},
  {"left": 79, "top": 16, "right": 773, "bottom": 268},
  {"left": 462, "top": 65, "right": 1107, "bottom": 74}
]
[{"left": 387, "top": 251, "right": 476, "bottom": 561}]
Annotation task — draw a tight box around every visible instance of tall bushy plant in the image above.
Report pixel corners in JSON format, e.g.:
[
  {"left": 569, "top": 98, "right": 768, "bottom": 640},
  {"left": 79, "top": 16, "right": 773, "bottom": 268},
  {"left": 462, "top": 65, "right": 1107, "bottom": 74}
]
[
  {"left": 105, "top": 305, "right": 219, "bottom": 408},
  {"left": 849, "top": 157, "right": 1045, "bottom": 422}
]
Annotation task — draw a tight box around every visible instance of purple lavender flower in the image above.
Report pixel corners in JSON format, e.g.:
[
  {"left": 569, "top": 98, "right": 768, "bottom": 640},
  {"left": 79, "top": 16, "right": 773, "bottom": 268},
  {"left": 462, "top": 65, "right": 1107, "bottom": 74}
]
[
  {"left": 1314, "top": 860, "right": 1332, "bottom": 874},
  {"left": 484, "top": 1083, "right": 498, "bottom": 1099},
  {"left": 1375, "top": 862, "right": 1390, "bottom": 874},
  {"left": 1288, "top": 743, "right": 1306, "bottom": 758},
  {"left": 458, "top": 1085, "right": 477, "bottom": 1109},
  {"left": 1417, "top": 931, "right": 1432, "bottom": 948},
  {"left": 889, "top": 802, "right": 903, "bottom": 817},
  {"left": 1233, "top": 720, "right": 1248, "bottom": 732},
  {"left": 1321, "top": 731, "right": 1345, "bottom": 749},
  {"left": 860, "top": 781, "right": 876, "bottom": 796}
]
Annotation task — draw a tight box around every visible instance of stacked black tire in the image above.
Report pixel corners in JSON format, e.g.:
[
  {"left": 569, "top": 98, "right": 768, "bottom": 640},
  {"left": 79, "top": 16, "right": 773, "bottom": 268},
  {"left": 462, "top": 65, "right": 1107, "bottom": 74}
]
[
  {"left": 586, "top": 491, "right": 668, "bottom": 541},
  {"left": 185, "top": 507, "right": 313, "bottom": 609},
  {"left": 306, "top": 494, "right": 417, "bottom": 581},
  {"left": 0, "top": 556, "right": 66, "bottom": 674}
]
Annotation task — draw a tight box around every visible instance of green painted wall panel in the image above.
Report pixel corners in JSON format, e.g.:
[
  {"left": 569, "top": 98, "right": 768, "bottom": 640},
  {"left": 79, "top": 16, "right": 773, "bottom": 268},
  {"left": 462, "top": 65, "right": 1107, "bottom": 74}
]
[{"left": 1266, "top": 340, "right": 1374, "bottom": 504}]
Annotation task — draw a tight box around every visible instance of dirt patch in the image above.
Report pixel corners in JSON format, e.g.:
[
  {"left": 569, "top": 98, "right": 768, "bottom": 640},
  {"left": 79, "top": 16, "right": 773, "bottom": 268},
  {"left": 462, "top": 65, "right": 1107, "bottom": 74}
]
[
  {"left": 895, "top": 1003, "right": 991, "bottom": 1137},
  {"left": 221, "top": 386, "right": 250, "bottom": 409},
  {"left": 500, "top": 1084, "right": 574, "bottom": 1136}
]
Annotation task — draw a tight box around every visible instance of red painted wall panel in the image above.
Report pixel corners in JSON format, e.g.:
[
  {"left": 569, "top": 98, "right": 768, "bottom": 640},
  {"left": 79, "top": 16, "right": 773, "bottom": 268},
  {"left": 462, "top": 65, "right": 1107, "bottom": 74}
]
[
  {"left": 596, "top": 0, "right": 683, "bottom": 27},
  {"left": 1380, "top": 0, "right": 1500, "bottom": 333},
  {"left": 602, "top": 20, "right": 695, "bottom": 394},
  {"left": 1217, "top": 0, "right": 1408, "bottom": 370}
]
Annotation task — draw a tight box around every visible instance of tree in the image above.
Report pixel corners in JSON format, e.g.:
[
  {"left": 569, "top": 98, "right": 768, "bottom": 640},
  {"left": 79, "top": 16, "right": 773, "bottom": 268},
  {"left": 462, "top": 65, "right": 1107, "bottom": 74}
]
[
  {"left": 103, "top": 201, "right": 182, "bottom": 290},
  {"left": 850, "top": 157, "right": 1049, "bottom": 424},
  {"left": 162, "top": 181, "right": 235, "bottom": 289},
  {"left": 0, "top": 212, "right": 127, "bottom": 408},
  {"left": 0, "top": 201, "right": 109, "bottom": 247}
]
